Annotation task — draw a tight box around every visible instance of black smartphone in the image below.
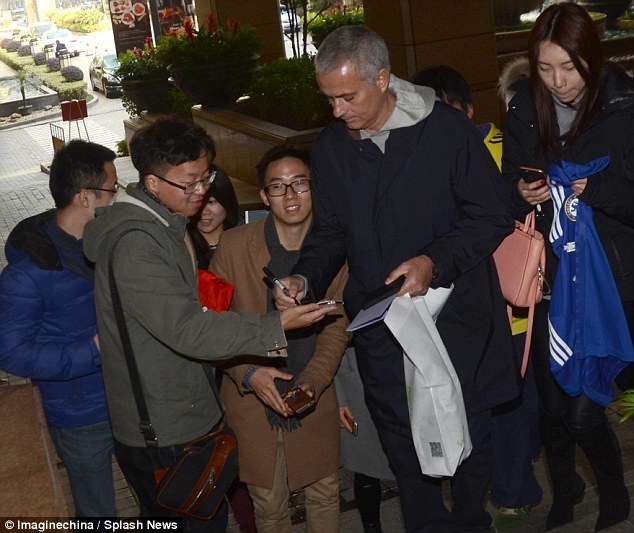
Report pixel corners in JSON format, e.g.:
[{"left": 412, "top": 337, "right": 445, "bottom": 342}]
[
  {"left": 281, "top": 386, "right": 315, "bottom": 417},
  {"left": 519, "top": 166, "right": 547, "bottom": 183},
  {"left": 361, "top": 275, "right": 406, "bottom": 309}
]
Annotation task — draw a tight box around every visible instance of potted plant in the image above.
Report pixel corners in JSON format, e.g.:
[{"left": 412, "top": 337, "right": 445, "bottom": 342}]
[
  {"left": 15, "top": 69, "right": 41, "bottom": 115},
  {"left": 245, "top": 55, "right": 330, "bottom": 131},
  {"left": 308, "top": 2, "right": 364, "bottom": 48},
  {"left": 191, "top": 54, "right": 331, "bottom": 186},
  {"left": 116, "top": 37, "right": 171, "bottom": 114},
  {"left": 155, "top": 13, "right": 261, "bottom": 108}
]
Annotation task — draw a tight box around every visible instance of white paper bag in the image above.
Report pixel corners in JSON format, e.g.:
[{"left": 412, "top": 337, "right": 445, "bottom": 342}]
[{"left": 384, "top": 289, "right": 472, "bottom": 477}]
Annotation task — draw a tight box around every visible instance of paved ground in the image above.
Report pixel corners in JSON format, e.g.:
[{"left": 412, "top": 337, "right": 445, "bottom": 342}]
[{"left": 1, "top": 61, "right": 633, "bottom": 532}]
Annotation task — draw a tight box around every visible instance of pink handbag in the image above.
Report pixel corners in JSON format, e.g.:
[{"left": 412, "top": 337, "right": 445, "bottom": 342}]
[{"left": 493, "top": 211, "right": 546, "bottom": 376}]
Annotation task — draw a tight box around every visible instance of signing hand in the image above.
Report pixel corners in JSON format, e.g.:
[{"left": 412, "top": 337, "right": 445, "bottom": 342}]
[
  {"left": 273, "top": 275, "right": 306, "bottom": 310},
  {"left": 248, "top": 367, "right": 294, "bottom": 417},
  {"left": 517, "top": 178, "right": 550, "bottom": 205},
  {"left": 385, "top": 255, "right": 434, "bottom": 297}
]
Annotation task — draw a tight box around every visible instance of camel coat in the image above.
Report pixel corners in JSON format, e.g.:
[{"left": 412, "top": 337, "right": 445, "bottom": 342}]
[{"left": 210, "top": 219, "right": 349, "bottom": 491}]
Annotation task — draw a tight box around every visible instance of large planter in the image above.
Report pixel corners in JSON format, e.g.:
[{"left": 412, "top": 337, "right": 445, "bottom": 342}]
[
  {"left": 191, "top": 105, "right": 324, "bottom": 187},
  {"left": 121, "top": 78, "right": 171, "bottom": 113},
  {"left": 168, "top": 55, "right": 260, "bottom": 108}
]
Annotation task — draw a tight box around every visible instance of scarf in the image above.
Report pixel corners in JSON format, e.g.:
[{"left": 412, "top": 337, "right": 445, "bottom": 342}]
[
  {"left": 264, "top": 215, "right": 317, "bottom": 430},
  {"left": 547, "top": 157, "right": 634, "bottom": 406}
]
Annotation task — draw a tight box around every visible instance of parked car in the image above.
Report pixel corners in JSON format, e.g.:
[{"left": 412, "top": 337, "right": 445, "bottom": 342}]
[
  {"left": 89, "top": 50, "right": 122, "bottom": 98},
  {"left": 280, "top": 5, "right": 301, "bottom": 32},
  {"left": 28, "top": 21, "right": 58, "bottom": 40},
  {"left": 41, "top": 28, "right": 82, "bottom": 57}
]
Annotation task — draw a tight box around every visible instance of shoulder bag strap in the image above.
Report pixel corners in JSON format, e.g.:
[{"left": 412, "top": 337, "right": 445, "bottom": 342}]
[
  {"left": 108, "top": 229, "right": 224, "bottom": 447},
  {"left": 108, "top": 228, "right": 159, "bottom": 447}
]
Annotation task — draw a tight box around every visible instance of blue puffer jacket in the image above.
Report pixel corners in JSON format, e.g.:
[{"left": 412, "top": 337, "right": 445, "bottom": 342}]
[{"left": 0, "top": 210, "right": 109, "bottom": 428}]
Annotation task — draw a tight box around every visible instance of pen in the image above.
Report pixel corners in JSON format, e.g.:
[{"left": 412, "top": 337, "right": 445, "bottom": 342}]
[{"left": 262, "top": 267, "right": 301, "bottom": 305}]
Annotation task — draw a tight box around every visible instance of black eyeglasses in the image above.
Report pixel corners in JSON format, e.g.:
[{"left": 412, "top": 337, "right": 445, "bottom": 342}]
[
  {"left": 86, "top": 182, "right": 120, "bottom": 194},
  {"left": 151, "top": 170, "right": 216, "bottom": 195},
  {"left": 263, "top": 178, "right": 311, "bottom": 197}
]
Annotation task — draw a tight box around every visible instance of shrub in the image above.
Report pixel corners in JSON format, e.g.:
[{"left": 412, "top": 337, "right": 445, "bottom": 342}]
[
  {"left": 116, "top": 139, "right": 129, "bottom": 157},
  {"left": 47, "top": 57, "right": 61, "bottom": 72},
  {"left": 61, "top": 65, "right": 84, "bottom": 82},
  {"left": 308, "top": 4, "right": 364, "bottom": 46},
  {"left": 48, "top": 8, "right": 108, "bottom": 33},
  {"left": 57, "top": 83, "right": 87, "bottom": 101},
  {"left": 33, "top": 52, "right": 46, "bottom": 65},
  {"left": 4, "top": 40, "right": 20, "bottom": 52},
  {"left": 246, "top": 55, "right": 330, "bottom": 130},
  {"left": 1, "top": 38, "right": 13, "bottom": 49},
  {"left": 18, "top": 44, "right": 31, "bottom": 56}
]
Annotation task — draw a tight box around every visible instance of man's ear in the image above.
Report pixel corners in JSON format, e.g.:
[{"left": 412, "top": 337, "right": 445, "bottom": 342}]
[
  {"left": 77, "top": 188, "right": 92, "bottom": 208},
  {"left": 260, "top": 189, "right": 270, "bottom": 207},
  {"left": 377, "top": 68, "right": 391, "bottom": 93},
  {"left": 145, "top": 174, "right": 160, "bottom": 195}
]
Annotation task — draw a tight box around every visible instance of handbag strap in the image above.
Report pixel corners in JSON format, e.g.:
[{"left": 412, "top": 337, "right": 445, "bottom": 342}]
[
  {"left": 519, "top": 301, "right": 535, "bottom": 378},
  {"left": 107, "top": 229, "right": 223, "bottom": 448},
  {"left": 520, "top": 211, "right": 536, "bottom": 237}
]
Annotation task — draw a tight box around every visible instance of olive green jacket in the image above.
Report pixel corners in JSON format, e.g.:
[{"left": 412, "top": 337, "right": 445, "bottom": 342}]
[{"left": 84, "top": 184, "right": 287, "bottom": 447}]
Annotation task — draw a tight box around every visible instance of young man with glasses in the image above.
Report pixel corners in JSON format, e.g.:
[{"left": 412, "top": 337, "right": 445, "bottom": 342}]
[
  {"left": 83, "top": 118, "right": 333, "bottom": 530},
  {"left": 210, "top": 145, "right": 349, "bottom": 533},
  {"left": 0, "top": 140, "right": 118, "bottom": 517}
]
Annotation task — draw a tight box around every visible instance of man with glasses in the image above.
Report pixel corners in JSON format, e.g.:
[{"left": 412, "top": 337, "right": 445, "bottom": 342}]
[
  {"left": 210, "top": 146, "right": 348, "bottom": 533},
  {"left": 83, "top": 118, "right": 332, "bottom": 530},
  {"left": 0, "top": 140, "right": 118, "bottom": 517}
]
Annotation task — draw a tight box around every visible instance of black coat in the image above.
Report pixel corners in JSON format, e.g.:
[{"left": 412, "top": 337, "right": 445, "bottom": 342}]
[
  {"left": 294, "top": 103, "right": 520, "bottom": 420},
  {"left": 502, "top": 64, "right": 634, "bottom": 301}
]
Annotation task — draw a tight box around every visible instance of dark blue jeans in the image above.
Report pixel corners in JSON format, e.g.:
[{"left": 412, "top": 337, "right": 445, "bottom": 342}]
[
  {"left": 490, "top": 333, "right": 543, "bottom": 509},
  {"left": 49, "top": 420, "right": 116, "bottom": 517}
]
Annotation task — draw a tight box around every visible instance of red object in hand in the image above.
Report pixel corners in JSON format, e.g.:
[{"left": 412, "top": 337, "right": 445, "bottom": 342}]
[{"left": 198, "top": 270, "right": 234, "bottom": 311}]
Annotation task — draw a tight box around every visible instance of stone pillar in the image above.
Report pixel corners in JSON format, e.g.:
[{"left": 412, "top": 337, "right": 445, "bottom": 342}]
[
  {"left": 195, "top": 0, "right": 285, "bottom": 65},
  {"left": 363, "top": 0, "right": 502, "bottom": 125}
]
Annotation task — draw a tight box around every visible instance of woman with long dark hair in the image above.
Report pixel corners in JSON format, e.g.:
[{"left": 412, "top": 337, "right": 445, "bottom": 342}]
[
  {"left": 188, "top": 164, "right": 240, "bottom": 269},
  {"left": 502, "top": 3, "right": 634, "bottom": 531}
]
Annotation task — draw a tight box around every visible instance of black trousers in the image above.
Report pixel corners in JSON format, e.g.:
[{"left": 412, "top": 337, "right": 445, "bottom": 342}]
[
  {"left": 532, "top": 299, "right": 608, "bottom": 430},
  {"left": 355, "top": 323, "right": 492, "bottom": 533},
  {"left": 114, "top": 438, "right": 228, "bottom": 533}
]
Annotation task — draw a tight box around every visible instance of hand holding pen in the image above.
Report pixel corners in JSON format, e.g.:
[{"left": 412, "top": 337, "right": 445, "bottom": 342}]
[{"left": 263, "top": 267, "right": 302, "bottom": 306}]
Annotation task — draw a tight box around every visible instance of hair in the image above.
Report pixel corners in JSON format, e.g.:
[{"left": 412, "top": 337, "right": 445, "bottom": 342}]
[
  {"left": 256, "top": 145, "right": 311, "bottom": 188},
  {"left": 129, "top": 117, "right": 216, "bottom": 184},
  {"left": 315, "top": 25, "right": 390, "bottom": 85},
  {"left": 190, "top": 165, "right": 240, "bottom": 230},
  {"left": 410, "top": 65, "right": 473, "bottom": 113},
  {"left": 49, "top": 139, "right": 116, "bottom": 209},
  {"left": 527, "top": 3, "right": 604, "bottom": 154}
]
